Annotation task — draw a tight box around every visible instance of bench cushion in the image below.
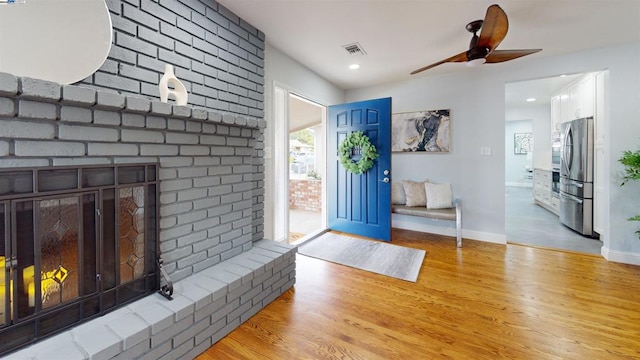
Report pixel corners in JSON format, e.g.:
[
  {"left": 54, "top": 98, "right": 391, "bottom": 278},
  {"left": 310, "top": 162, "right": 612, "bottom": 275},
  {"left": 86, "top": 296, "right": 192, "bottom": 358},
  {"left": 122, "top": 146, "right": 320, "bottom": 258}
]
[
  {"left": 402, "top": 180, "right": 427, "bottom": 207},
  {"left": 425, "top": 182, "right": 453, "bottom": 209},
  {"left": 392, "top": 205, "right": 457, "bottom": 221},
  {"left": 392, "top": 181, "right": 407, "bottom": 205}
]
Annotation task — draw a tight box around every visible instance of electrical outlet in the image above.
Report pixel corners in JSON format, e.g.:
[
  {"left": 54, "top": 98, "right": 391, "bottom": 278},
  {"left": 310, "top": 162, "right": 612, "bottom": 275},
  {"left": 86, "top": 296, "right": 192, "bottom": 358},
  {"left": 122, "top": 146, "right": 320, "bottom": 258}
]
[{"left": 480, "top": 146, "right": 492, "bottom": 156}]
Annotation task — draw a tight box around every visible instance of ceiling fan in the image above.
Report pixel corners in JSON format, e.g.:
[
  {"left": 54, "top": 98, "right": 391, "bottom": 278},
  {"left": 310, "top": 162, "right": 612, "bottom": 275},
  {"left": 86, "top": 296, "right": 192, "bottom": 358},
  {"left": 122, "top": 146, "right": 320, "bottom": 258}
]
[{"left": 410, "top": 4, "right": 541, "bottom": 75}]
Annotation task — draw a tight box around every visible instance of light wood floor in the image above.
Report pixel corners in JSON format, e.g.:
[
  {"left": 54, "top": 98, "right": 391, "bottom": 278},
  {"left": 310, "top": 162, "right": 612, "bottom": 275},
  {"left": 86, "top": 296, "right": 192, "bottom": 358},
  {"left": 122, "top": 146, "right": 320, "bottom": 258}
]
[{"left": 196, "top": 229, "right": 640, "bottom": 359}]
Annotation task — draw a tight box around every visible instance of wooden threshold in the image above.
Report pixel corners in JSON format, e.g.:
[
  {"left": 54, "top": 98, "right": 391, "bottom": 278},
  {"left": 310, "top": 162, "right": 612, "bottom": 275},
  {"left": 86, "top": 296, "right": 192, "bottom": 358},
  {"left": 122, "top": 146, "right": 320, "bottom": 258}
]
[{"left": 508, "top": 240, "right": 603, "bottom": 257}]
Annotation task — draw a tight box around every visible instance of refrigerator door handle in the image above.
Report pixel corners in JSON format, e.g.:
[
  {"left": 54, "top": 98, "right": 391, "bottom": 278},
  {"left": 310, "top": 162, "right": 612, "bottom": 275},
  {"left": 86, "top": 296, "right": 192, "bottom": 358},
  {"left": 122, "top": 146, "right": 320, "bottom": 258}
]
[
  {"left": 566, "top": 180, "right": 583, "bottom": 188},
  {"left": 564, "top": 126, "right": 573, "bottom": 174},
  {"left": 560, "top": 192, "right": 583, "bottom": 204},
  {"left": 561, "top": 123, "right": 572, "bottom": 176}
]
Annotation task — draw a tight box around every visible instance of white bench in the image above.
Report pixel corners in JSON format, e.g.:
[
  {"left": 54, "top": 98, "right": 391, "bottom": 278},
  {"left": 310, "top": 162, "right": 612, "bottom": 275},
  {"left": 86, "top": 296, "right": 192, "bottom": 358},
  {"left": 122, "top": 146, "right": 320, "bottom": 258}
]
[{"left": 392, "top": 199, "right": 462, "bottom": 248}]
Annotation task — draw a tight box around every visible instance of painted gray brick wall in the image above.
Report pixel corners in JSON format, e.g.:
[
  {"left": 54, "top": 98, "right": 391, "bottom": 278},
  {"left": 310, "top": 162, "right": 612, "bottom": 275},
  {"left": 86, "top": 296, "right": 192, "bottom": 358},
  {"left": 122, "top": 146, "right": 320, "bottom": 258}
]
[
  {"left": 83, "top": 0, "right": 266, "bottom": 244},
  {"left": 0, "top": 2, "right": 284, "bottom": 356},
  {"left": 88, "top": 0, "right": 265, "bottom": 119},
  {"left": 0, "top": 75, "right": 264, "bottom": 283},
  {"left": 0, "top": 75, "right": 295, "bottom": 358}
]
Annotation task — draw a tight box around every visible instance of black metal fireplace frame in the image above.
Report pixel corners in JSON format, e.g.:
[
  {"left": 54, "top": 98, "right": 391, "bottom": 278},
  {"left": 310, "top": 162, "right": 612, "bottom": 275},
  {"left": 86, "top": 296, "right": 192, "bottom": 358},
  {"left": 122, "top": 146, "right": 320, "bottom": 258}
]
[{"left": 0, "top": 163, "right": 159, "bottom": 356}]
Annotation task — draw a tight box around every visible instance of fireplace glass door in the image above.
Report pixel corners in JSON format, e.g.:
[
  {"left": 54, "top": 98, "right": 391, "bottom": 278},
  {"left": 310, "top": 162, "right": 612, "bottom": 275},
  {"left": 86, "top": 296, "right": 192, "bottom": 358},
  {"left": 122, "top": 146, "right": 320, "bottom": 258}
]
[
  {"left": 0, "top": 164, "right": 158, "bottom": 356},
  {"left": 11, "top": 192, "right": 99, "bottom": 321},
  {"left": 1, "top": 202, "right": 7, "bottom": 327}
]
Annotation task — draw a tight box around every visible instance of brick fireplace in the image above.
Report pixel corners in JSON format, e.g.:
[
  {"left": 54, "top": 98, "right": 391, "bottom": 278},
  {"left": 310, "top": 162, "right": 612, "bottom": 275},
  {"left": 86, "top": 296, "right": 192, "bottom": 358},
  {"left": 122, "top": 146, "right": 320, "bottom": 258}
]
[
  {"left": 0, "top": 2, "right": 298, "bottom": 357},
  {"left": 0, "top": 73, "right": 296, "bottom": 359}
]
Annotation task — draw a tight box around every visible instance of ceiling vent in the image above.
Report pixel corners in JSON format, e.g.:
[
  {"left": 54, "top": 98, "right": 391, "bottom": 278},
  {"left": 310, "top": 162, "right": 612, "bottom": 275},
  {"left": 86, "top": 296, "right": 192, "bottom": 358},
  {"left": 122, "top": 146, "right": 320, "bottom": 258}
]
[{"left": 343, "top": 42, "right": 367, "bottom": 56}]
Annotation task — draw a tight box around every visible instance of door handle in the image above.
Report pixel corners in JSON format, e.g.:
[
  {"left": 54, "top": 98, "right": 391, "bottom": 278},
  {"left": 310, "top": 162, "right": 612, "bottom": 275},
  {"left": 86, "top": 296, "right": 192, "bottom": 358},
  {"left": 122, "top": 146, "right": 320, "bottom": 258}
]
[
  {"left": 560, "top": 192, "right": 583, "bottom": 204},
  {"left": 562, "top": 178, "right": 584, "bottom": 188},
  {"left": 380, "top": 169, "right": 390, "bottom": 183}
]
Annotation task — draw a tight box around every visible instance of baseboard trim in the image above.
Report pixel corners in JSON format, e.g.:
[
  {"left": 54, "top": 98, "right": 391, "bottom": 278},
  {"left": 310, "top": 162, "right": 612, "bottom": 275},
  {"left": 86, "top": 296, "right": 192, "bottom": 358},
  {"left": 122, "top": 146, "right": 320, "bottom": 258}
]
[
  {"left": 601, "top": 246, "right": 640, "bottom": 266},
  {"left": 392, "top": 215, "right": 506, "bottom": 244},
  {"left": 463, "top": 229, "right": 507, "bottom": 244},
  {"left": 505, "top": 182, "right": 533, "bottom": 188}
]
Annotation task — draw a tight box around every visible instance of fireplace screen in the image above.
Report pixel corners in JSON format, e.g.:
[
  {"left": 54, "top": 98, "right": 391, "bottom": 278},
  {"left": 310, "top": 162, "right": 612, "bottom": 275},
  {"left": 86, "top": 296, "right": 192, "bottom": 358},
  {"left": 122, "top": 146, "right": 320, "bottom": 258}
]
[{"left": 0, "top": 164, "right": 158, "bottom": 356}]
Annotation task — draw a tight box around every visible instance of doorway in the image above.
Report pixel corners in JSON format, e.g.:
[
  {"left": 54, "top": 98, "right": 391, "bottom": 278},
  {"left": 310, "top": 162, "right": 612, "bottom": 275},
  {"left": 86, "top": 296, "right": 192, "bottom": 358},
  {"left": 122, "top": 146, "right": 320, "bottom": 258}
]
[
  {"left": 504, "top": 73, "right": 604, "bottom": 254},
  {"left": 288, "top": 94, "right": 326, "bottom": 243},
  {"left": 268, "top": 85, "right": 327, "bottom": 244}
]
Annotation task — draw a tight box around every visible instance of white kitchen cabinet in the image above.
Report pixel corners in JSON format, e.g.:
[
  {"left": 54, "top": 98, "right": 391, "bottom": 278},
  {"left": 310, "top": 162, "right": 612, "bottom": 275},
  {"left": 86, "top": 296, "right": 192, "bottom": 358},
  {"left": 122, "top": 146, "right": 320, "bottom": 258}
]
[
  {"left": 578, "top": 74, "right": 595, "bottom": 119},
  {"left": 560, "top": 92, "right": 569, "bottom": 124},
  {"left": 551, "top": 73, "right": 596, "bottom": 129},
  {"left": 551, "top": 194, "right": 560, "bottom": 210},
  {"left": 533, "top": 168, "right": 559, "bottom": 215},
  {"left": 567, "top": 82, "right": 580, "bottom": 121},
  {"left": 550, "top": 92, "right": 569, "bottom": 136},
  {"left": 551, "top": 95, "right": 561, "bottom": 132}
]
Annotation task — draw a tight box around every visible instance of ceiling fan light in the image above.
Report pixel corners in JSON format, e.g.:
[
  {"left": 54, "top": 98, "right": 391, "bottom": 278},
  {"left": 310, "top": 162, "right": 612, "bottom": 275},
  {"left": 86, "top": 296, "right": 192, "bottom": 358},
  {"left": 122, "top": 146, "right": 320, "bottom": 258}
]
[{"left": 466, "top": 58, "right": 486, "bottom": 67}]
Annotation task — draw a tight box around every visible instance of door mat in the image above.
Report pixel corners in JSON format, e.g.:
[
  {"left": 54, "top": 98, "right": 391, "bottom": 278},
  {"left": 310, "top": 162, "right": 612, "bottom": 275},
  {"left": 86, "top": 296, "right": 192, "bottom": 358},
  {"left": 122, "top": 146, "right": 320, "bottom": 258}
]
[{"left": 298, "top": 232, "right": 426, "bottom": 282}]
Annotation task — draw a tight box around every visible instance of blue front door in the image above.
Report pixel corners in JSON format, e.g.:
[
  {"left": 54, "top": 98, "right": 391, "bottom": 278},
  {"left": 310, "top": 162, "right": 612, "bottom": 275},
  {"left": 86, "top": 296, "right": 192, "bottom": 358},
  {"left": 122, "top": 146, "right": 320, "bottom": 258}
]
[{"left": 327, "top": 97, "right": 392, "bottom": 241}]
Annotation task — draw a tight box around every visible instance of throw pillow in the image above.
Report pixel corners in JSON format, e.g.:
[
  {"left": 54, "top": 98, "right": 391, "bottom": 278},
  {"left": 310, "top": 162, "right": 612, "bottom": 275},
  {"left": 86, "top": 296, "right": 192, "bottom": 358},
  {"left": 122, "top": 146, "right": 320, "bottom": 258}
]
[
  {"left": 391, "top": 181, "right": 406, "bottom": 205},
  {"left": 425, "top": 182, "right": 453, "bottom": 209},
  {"left": 402, "top": 180, "right": 427, "bottom": 207}
]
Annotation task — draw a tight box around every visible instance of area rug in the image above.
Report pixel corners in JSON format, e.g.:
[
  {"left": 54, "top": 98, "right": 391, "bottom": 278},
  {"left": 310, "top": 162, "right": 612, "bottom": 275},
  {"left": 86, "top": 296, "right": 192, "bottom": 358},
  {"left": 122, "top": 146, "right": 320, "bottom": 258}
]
[{"left": 297, "top": 232, "right": 426, "bottom": 282}]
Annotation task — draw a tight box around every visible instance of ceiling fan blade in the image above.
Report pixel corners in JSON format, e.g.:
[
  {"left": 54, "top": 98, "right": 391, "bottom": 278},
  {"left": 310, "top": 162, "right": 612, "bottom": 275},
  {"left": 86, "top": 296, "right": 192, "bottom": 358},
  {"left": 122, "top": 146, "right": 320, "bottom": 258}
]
[
  {"left": 410, "top": 51, "right": 468, "bottom": 75},
  {"left": 485, "top": 49, "right": 542, "bottom": 63},
  {"left": 477, "top": 4, "right": 509, "bottom": 52}
]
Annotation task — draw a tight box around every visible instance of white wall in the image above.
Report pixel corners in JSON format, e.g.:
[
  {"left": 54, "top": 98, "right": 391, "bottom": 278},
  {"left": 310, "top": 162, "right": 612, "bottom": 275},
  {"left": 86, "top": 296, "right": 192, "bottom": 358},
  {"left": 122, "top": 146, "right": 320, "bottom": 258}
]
[
  {"left": 265, "top": 43, "right": 345, "bottom": 106},
  {"left": 506, "top": 104, "right": 552, "bottom": 170},
  {"left": 345, "top": 42, "right": 640, "bottom": 263},
  {"left": 263, "top": 44, "right": 344, "bottom": 240},
  {"left": 345, "top": 68, "right": 508, "bottom": 243},
  {"left": 505, "top": 120, "right": 533, "bottom": 185}
]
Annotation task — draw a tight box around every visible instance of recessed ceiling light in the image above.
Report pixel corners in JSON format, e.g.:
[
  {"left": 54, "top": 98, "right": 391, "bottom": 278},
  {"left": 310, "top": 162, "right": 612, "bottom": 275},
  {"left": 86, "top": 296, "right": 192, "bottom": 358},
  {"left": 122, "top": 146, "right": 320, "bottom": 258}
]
[
  {"left": 560, "top": 74, "right": 567, "bottom": 78},
  {"left": 526, "top": 98, "right": 536, "bottom": 102},
  {"left": 349, "top": 64, "right": 360, "bottom": 70}
]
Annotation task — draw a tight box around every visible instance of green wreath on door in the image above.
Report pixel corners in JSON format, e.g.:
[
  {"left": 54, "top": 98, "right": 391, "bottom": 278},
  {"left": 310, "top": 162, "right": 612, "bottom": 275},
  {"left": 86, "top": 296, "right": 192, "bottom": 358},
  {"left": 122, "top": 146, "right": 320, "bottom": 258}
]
[{"left": 338, "top": 131, "right": 379, "bottom": 175}]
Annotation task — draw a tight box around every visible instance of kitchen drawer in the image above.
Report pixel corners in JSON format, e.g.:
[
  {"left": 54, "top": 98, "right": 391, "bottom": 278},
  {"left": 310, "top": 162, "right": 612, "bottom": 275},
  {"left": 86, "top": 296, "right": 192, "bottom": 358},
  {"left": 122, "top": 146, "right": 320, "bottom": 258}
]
[
  {"left": 534, "top": 169, "right": 550, "bottom": 178},
  {"left": 534, "top": 189, "right": 551, "bottom": 204},
  {"left": 551, "top": 194, "right": 560, "bottom": 211},
  {"left": 534, "top": 170, "right": 550, "bottom": 181}
]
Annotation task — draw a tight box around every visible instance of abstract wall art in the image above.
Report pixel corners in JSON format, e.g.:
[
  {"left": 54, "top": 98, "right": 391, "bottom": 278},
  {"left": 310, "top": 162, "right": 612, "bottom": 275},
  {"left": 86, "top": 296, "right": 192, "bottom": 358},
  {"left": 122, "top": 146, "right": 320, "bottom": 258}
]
[
  {"left": 391, "top": 109, "right": 450, "bottom": 152},
  {"left": 514, "top": 132, "right": 533, "bottom": 154}
]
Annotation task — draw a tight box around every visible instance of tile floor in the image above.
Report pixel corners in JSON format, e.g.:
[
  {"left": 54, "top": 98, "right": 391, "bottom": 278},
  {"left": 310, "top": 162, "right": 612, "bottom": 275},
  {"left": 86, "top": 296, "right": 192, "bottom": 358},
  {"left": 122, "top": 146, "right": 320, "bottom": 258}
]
[{"left": 505, "top": 186, "right": 603, "bottom": 255}]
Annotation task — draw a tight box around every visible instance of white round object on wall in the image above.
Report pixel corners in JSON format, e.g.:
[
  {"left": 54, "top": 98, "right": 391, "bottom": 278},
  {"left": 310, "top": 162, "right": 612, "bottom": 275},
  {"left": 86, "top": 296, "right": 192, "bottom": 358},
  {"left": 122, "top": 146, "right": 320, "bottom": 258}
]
[{"left": 0, "top": 0, "right": 112, "bottom": 85}]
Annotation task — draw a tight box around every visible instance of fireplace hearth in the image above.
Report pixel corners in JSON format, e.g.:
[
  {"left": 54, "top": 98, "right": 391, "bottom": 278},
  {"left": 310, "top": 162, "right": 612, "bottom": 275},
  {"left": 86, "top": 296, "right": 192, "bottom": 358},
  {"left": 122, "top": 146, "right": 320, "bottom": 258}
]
[{"left": 0, "top": 163, "right": 159, "bottom": 356}]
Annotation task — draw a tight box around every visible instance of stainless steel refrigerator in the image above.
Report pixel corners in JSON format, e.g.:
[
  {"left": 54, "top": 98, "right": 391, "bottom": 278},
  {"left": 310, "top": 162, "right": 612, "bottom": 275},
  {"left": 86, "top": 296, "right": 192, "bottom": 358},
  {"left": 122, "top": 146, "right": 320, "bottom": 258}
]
[{"left": 559, "top": 117, "right": 596, "bottom": 237}]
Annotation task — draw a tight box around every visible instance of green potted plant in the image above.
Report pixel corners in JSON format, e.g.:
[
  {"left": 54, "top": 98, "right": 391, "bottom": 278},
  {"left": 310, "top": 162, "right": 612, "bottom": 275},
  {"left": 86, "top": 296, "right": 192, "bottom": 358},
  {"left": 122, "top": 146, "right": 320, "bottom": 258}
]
[{"left": 619, "top": 148, "right": 640, "bottom": 239}]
